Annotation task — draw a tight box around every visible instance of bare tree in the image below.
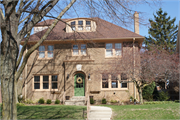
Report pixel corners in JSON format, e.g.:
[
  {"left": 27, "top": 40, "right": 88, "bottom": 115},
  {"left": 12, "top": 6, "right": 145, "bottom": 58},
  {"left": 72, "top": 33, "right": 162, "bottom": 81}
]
[
  {"left": 99, "top": 44, "right": 179, "bottom": 104},
  {"left": 0, "top": 0, "right": 161, "bottom": 119}
]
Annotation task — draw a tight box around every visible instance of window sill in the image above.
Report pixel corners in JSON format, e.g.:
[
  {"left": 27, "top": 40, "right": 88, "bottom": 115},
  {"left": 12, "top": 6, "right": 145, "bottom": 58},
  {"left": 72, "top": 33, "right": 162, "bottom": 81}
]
[
  {"left": 105, "top": 56, "right": 122, "bottom": 59},
  {"left": 33, "top": 89, "right": 58, "bottom": 91},
  {"left": 101, "top": 88, "right": 128, "bottom": 90},
  {"left": 37, "top": 57, "right": 54, "bottom": 60}
]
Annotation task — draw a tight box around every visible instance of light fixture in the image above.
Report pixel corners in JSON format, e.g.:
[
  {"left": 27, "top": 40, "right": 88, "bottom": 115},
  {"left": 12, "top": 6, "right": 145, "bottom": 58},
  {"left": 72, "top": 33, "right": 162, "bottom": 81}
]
[
  {"left": 67, "top": 74, "right": 69, "bottom": 80},
  {"left": 88, "top": 74, "right": 91, "bottom": 80}
]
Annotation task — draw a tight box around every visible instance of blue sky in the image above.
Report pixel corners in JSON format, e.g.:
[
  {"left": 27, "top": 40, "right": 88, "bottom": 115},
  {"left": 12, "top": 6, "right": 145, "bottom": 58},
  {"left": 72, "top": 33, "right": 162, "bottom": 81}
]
[
  {"left": 0, "top": 0, "right": 179, "bottom": 41},
  {"left": 133, "top": 0, "right": 180, "bottom": 37}
]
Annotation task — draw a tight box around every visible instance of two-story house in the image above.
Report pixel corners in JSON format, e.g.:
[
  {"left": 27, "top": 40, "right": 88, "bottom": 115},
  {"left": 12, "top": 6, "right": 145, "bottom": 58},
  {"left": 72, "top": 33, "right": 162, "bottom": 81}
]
[{"left": 21, "top": 12, "right": 144, "bottom": 104}]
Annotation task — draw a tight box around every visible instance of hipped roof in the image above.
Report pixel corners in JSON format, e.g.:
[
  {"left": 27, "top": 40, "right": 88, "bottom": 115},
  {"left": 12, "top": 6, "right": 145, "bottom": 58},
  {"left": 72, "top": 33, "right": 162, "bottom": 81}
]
[{"left": 21, "top": 17, "right": 144, "bottom": 44}]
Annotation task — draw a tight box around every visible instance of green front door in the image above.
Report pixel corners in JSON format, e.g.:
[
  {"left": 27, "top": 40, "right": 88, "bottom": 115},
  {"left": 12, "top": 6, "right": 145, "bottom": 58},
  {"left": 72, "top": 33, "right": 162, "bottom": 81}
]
[{"left": 74, "top": 73, "right": 85, "bottom": 96}]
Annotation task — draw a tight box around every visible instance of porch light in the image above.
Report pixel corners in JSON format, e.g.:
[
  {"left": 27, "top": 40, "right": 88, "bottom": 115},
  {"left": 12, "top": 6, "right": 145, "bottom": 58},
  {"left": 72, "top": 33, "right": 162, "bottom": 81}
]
[
  {"left": 67, "top": 74, "right": 69, "bottom": 80},
  {"left": 88, "top": 74, "right": 91, "bottom": 80}
]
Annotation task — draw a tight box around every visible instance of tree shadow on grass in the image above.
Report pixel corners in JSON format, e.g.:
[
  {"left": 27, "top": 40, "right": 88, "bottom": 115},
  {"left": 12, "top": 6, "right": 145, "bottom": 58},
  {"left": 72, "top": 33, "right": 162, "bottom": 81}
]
[{"left": 17, "top": 106, "right": 86, "bottom": 119}]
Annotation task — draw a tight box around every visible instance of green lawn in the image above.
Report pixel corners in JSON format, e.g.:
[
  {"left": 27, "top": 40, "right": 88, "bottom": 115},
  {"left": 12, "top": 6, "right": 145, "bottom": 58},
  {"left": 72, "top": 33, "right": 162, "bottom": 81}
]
[
  {"left": 17, "top": 105, "right": 86, "bottom": 119},
  {"left": 103, "top": 103, "right": 180, "bottom": 119}
]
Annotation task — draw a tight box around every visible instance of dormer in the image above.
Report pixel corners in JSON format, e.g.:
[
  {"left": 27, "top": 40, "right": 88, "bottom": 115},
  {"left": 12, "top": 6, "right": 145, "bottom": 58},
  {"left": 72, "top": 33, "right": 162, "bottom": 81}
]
[{"left": 66, "top": 18, "right": 97, "bottom": 33}]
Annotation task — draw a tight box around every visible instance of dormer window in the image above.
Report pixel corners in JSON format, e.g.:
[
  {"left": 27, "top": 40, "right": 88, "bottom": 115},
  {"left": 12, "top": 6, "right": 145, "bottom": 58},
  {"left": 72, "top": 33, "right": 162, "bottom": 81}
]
[
  {"left": 66, "top": 19, "right": 96, "bottom": 33},
  {"left": 86, "top": 21, "right": 91, "bottom": 31},
  {"left": 71, "top": 21, "right": 76, "bottom": 31},
  {"left": 78, "top": 21, "right": 83, "bottom": 31}
]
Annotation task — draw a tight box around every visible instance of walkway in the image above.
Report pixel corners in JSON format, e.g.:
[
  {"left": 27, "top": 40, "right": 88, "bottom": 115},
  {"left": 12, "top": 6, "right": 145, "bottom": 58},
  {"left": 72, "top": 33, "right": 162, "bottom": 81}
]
[{"left": 88, "top": 106, "right": 112, "bottom": 120}]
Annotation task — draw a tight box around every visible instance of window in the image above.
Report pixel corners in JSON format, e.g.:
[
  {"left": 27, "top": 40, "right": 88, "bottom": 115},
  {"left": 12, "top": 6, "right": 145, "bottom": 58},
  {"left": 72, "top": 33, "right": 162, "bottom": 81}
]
[
  {"left": 106, "top": 43, "right": 113, "bottom": 56},
  {"left": 34, "top": 76, "right": 40, "bottom": 89},
  {"left": 102, "top": 74, "right": 108, "bottom": 88},
  {"left": 72, "top": 44, "right": 87, "bottom": 55},
  {"left": 86, "top": 21, "right": 91, "bottom": 31},
  {"left": 33, "top": 75, "right": 58, "bottom": 90},
  {"left": 111, "top": 74, "right": 118, "bottom": 88},
  {"left": 52, "top": 75, "right": 58, "bottom": 89},
  {"left": 101, "top": 73, "right": 128, "bottom": 89},
  {"left": 38, "top": 45, "right": 54, "bottom": 58},
  {"left": 121, "top": 73, "right": 127, "bottom": 88},
  {"left": 115, "top": 43, "right": 122, "bottom": 56},
  {"left": 71, "top": 21, "right": 76, "bottom": 31},
  {"left": 105, "top": 43, "right": 122, "bottom": 57},
  {"left": 43, "top": 76, "right": 49, "bottom": 89},
  {"left": 78, "top": 21, "right": 83, "bottom": 31},
  {"left": 39, "top": 46, "right": 45, "bottom": 58}
]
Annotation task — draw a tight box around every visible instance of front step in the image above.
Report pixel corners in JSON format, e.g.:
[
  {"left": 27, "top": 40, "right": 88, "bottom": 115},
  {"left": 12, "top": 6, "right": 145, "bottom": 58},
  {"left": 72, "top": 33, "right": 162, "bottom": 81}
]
[{"left": 64, "top": 96, "right": 86, "bottom": 106}]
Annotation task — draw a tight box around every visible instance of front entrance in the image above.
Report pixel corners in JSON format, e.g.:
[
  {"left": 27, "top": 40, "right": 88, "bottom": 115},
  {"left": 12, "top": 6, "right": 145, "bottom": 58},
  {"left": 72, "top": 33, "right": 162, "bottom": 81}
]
[{"left": 74, "top": 73, "right": 85, "bottom": 96}]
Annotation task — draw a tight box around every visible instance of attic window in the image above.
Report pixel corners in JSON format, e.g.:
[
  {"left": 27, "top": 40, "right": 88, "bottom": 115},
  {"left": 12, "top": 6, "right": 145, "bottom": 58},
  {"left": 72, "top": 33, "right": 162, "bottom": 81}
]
[
  {"left": 71, "top": 21, "right": 76, "bottom": 31},
  {"left": 78, "top": 21, "right": 83, "bottom": 31},
  {"left": 86, "top": 21, "right": 91, "bottom": 31}
]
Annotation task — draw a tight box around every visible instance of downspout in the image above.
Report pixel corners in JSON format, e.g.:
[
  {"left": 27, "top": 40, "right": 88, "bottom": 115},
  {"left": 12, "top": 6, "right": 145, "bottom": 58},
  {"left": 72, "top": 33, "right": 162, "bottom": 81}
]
[{"left": 133, "top": 38, "right": 136, "bottom": 99}]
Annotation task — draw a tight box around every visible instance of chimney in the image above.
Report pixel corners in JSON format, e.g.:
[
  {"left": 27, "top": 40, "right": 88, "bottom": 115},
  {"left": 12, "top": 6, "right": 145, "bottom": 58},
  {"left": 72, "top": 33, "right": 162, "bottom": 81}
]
[{"left": 134, "top": 11, "right": 139, "bottom": 34}]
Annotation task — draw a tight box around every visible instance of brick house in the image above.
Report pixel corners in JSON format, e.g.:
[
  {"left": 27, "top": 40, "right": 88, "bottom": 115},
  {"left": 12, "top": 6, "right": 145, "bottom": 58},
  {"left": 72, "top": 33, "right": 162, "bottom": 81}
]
[{"left": 21, "top": 12, "right": 144, "bottom": 103}]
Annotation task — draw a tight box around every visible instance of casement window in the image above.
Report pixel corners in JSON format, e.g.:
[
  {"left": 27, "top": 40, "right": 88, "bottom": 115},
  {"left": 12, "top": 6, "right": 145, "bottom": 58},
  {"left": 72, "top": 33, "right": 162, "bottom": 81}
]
[
  {"left": 121, "top": 73, "right": 127, "bottom": 88},
  {"left": 38, "top": 45, "right": 54, "bottom": 58},
  {"left": 78, "top": 21, "right": 83, "bottom": 31},
  {"left": 43, "top": 76, "right": 49, "bottom": 89},
  {"left": 86, "top": 21, "right": 91, "bottom": 31},
  {"left": 71, "top": 21, "right": 76, "bottom": 31},
  {"left": 33, "top": 75, "right": 58, "bottom": 90},
  {"left": 52, "top": 75, "right": 58, "bottom": 89},
  {"left": 34, "top": 76, "right": 40, "bottom": 89},
  {"left": 102, "top": 74, "right": 109, "bottom": 88},
  {"left": 72, "top": 44, "right": 87, "bottom": 55},
  {"left": 105, "top": 43, "right": 122, "bottom": 57},
  {"left": 111, "top": 74, "right": 118, "bottom": 88},
  {"left": 101, "top": 74, "right": 127, "bottom": 89}
]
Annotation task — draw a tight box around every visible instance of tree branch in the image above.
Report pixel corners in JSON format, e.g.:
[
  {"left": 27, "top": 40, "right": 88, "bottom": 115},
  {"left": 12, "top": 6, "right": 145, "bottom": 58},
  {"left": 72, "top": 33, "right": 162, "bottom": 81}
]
[
  {"left": 16, "top": 31, "right": 31, "bottom": 70},
  {"left": 15, "top": 0, "right": 77, "bottom": 82}
]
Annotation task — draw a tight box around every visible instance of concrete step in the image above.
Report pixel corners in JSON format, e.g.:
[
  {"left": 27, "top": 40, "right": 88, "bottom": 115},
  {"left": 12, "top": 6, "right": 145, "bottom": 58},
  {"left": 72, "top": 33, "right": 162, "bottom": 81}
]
[
  {"left": 71, "top": 96, "right": 86, "bottom": 100},
  {"left": 64, "top": 101, "right": 85, "bottom": 106},
  {"left": 89, "top": 112, "right": 112, "bottom": 115},
  {"left": 89, "top": 114, "right": 111, "bottom": 118}
]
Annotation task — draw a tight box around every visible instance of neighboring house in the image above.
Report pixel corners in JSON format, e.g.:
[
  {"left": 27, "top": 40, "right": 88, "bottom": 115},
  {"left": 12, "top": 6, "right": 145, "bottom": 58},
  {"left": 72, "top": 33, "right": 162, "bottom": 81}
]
[{"left": 21, "top": 12, "right": 144, "bottom": 103}]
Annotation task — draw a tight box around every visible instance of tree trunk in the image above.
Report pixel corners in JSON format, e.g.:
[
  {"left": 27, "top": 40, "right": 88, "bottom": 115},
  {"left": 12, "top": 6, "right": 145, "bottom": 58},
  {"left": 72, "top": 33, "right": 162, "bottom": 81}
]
[
  {"left": 1, "top": 35, "right": 18, "bottom": 120},
  {"left": 138, "top": 88, "right": 143, "bottom": 104}
]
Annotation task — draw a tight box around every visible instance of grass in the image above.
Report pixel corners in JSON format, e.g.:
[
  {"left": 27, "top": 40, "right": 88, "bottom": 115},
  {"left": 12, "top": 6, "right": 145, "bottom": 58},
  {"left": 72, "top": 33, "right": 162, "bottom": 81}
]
[
  {"left": 16, "top": 105, "right": 86, "bottom": 119},
  {"left": 101, "top": 103, "right": 180, "bottom": 119}
]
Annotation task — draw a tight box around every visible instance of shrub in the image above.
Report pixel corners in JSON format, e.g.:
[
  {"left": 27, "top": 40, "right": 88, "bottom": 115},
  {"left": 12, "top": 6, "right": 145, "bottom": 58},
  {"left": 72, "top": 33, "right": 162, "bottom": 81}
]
[
  {"left": 90, "top": 98, "right": 94, "bottom": 104},
  {"left": 39, "top": 98, "right": 45, "bottom": 104},
  {"left": 175, "top": 100, "right": 180, "bottom": 103},
  {"left": 55, "top": 99, "right": 60, "bottom": 104},
  {"left": 17, "top": 103, "right": 25, "bottom": 106},
  {"left": 158, "top": 91, "right": 170, "bottom": 101},
  {"left": 24, "top": 99, "right": 34, "bottom": 104},
  {"left": 110, "top": 100, "right": 117, "bottom": 103},
  {"left": 142, "top": 82, "right": 156, "bottom": 101},
  {"left": 46, "top": 99, "right": 52, "bottom": 104},
  {"left": 18, "top": 95, "right": 25, "bottom": 103},
  {"left": 102, "top": 98, "right": 107, "bottom": 104}
]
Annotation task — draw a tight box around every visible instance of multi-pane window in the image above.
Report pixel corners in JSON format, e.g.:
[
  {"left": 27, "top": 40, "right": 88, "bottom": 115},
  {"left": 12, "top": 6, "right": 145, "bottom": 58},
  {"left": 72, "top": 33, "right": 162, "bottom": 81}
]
[
  {"left": 48, "top": 46, "right": 54, "bottom": 58},
  {"left": 34, "top": 76, "right": 40, "bottom": 89},
  {"left": 43, "top": 76, "right": 49, "bottom": 89},
  {"left": 106, "top": 43, "right": 113, "bottom": 56},
  {"left": 52, "top": 75, "right": 58, "bottom": 89},
  {"left": 39, "top": 46, "right": 45, "bottom": 58},
  {"left": 38, "top": 45, "right": 54, "bottom": 58},
  {"left": 115, "top": 43, "right": 122, "bottom": 56},
  {"left": 73, "top": 45, "right": 79, "bottom": 55},
  {"left": 102, "top": 74, "right": 108, "bottom": 88},
  {"left": 71, "top": 21, "right": 76, "bottom": 31},
  {"left": 78, "top": 21, "right": 83, "bottom": 31},
  {"left": 72, "top": 44, "right": 87, "bottom": 55},
  {"left": 105, "top": 43, "right": 122, "bottom": 57},
  {"left": 86, "top": 21, "right": 91, "bottom": 31},
  {"left": 121, "top": 73, "right": 127, "bottom": 88},
  {"left": 111, "top": 74, "right": 118, "bottom": 88}
]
